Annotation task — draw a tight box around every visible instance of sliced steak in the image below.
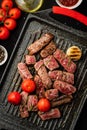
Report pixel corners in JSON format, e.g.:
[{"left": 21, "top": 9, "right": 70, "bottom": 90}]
[
  {"left": 34, "top": 60, "right": 44, "bottom": 71},
  {"left": 53, "top": 49, "right": 76, "bottom": 73},
  {"left": 19, "top": 105, "right": 29, "bottom": 118},
  {"left": 38, "top": 108, "right": 61, "bottom": 120},
  {"left": 27, "top": 95, "right": 38, "bottom": 111},
  {"left": 53, "top": 80, "right": 76, "bottom": 95},
  {"left": 51, "top": 95, "right": 73, "bottom": 107},
  {"left": 45, "top": 89, "right": 58, "bottom": 100},
  {"left": 40, "top": 41, "right": 57, "bottom": 58},
  {"left": 17, "top": 62, "right": 33, "bottom": 80},
  {"left": 38, "top": 65, "right": 52, "bottom": 89},
  {"left": 20, "top": 91, "right": 29, "bottom": 105},
  {"left": 19, "top": 91, "right": 29, "bottom": 118},
  {"left": 25, "top": 55, "right": 36, "bottom": 65},
  {"left": 34, "top": 75, "right": 45, "bottom": 98},
  {"left": 48, "top": 70, "right": 74, "bottom": 84},
  {"left": 43, "top": 55, "right": 59, "bottom": 71},
  {"left": 28, "top": 33, "right": 54, "bottom": 55}
]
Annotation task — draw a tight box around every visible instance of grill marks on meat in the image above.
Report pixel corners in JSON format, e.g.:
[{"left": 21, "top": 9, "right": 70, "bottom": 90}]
[
  {"left": 34, "top": 75, "right": 45, "bottom": 98},
  {"left": 43, "top": 55, "right": 59, "bottom": 71},
  {"left": 45, "top": 89, "right": 58, "bottom": 100},
  {"left": 38, "top": 65, "right": 52, "bottom": 89},
  {"left": 54, "top": 49, "right": 76, "bottom": 73},
  {"left": 40, "top": 41, "right": 57, "bottom": 58},
  {"left": 53, "top": 80, "right": 76, "bottom": 95},
  {"left": 17, "top": 62, "right": 33, "bottom": 80},
  {"left": 28, "top": 33, "right": 54, "bottom": 55},
  {"left": 27, "top": 95, "right": 38, "bottom": 111},
  {"left": 38, "top": 108, "right": 61, "bottom": 120},
  {"left": 48, "top": 70, "right": 74, "bottom": 84},
  {"left": 25, "top": 55, "right": 36, "bottom": 65},
  {"left": 51, "top": 95, "right": 73, "bottom": 107}
]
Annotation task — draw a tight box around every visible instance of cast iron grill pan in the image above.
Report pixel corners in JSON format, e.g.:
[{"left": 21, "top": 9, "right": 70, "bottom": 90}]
[{"left": 0, "top": 12, "right": 87, "bottom": 130}]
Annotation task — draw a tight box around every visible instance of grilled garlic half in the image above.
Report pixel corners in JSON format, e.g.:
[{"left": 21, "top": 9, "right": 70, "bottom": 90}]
[{"left": 66, "top": 46, "right": 82, "bottom": 61}]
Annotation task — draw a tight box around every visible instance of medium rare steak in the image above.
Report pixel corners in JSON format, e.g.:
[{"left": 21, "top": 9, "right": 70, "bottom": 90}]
[
  {"left": 38, "top": 108, "right": 61, "bottom": 120},
  {"left": 34, "top": 75, "right": 45, "bottom": 98},
  {"left": 43, "top": 55, "right": 59, "bottom": 71},
  {"left": 17, "top": 62, "right": 33, "bottom": 80},
  {"left": 25, "top": 55, "right": 36, "bottom": 65},
  {"left": 34, "top": 60, "right": 44, "bottom": 71},
  {"left": 54, "top": 49, "right": 76, "bottom": 73},
  {"left": 53, "top": 80, "right": 76, "bottom": 95},
  {"left": 40, "top": 41, "right": 57, "bottom": 58},
  {"left": 27, "top": 95, "right": 38, "bottom": 111},
  {"left": 28, "top": 33, "right": 54, "bottom": 55},
  {"left": 38, "top": 65, "right": 52, "bottom": 89},
  {"left": 45, "top": 89, "right": 58, "bottom": 100},
  {"left": 48, "top": 70, "right": 74, "bottom": 84}
]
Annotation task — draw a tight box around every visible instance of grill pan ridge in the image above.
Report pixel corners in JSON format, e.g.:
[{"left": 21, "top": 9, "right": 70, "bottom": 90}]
[{"left": 0, "top": 11, "right": 87, "bottom": 130}]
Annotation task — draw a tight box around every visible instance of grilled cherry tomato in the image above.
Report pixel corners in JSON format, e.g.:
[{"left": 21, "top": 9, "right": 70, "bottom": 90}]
[
  {"left": 37, "top": 98, "right": 51, "bottom": 112},
  {"left": 4, "top": 18, "right": 17, "bottom": 30},
  {"left": 0, "top": 8, "right": 6, "bottom": 22},
  {"left": 9, "top": 8, "right": 21, "bottom": 19},
  {"left": 1, "top": 0, "right": 13, "bottom": 11},
  {"left": 0, "top": 26, "right": 10, "bottom": 40},
  {"left": 21, "top": 79, "right": 36, "bottom": 93},
  {"left": 7, "top": 92, "right": 21, "bottom": 105}
]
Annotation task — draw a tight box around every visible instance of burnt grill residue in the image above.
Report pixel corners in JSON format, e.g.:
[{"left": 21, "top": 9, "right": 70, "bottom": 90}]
[
  {"left": 0, "top": 47, "right": 5, "bottom": 63},
  {"left": 59, "top": 0, "right": 79, "bottom": 6}
]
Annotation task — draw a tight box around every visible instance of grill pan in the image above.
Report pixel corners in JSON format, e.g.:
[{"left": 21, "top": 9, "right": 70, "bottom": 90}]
[{"left": 0, "top": 9, "right": 87, "bottom": 130}]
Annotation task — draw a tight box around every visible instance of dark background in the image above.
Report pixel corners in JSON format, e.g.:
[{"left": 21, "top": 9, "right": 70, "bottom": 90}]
[{"left": 0, "top": 0, "right": 87, "bottom": 130}]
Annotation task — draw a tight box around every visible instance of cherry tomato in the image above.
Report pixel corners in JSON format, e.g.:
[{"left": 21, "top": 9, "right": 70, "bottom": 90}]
[
  {"left": 9, "top": 8, "right": 21, "bottom": 19},
  {"left": 21, "top": 79, "right": 36, "bottom": 93},
  {"left": 1, "top": 0, "right": 13, "bottom": 11},
  {"left": 0, "top": 26, "right": 10, "bottom": 40},
  {"left": 7, "top": 92, "right": 21, "bottom": 105},
  {"left": 0, "top": 8, "right": 6, "bottom": 22},
  {"left": 37, "top": 98, "right": 51, "bottom": 112},
  {"left": 4, "top": 18, "right": 17, "bottom": 30}
]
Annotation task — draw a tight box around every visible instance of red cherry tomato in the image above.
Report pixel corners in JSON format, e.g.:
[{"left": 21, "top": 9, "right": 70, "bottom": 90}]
[
  {"left": 9, "top": 8, "right": 21, "bottom": 19},
  {"left": 37, "top": 98, "right": 51, "bottom": 112},
  {"left": 21, "top": 79, "right": 36, "bottom": 93},
  {"left": 4, "top": 18, "right": 17, "bottom": 30},
  {"left": 7, "top": 92, "right": 21, "bottom": 105},
  {"left": 0, "top": 26, "right": 10, "bottom": 40},
  {"left": 0, "top": 8, "right": 6, "bottom": 22},
  {"left": 1, "top": 0, "right": 13, "bottom": 11}
]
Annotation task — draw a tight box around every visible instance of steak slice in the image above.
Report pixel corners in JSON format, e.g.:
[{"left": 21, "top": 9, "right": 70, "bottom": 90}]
[
  {"left": 19, "top": 91, "right": 29, "bottom": 118},
  {"left": 53, "top": 80, "right": 76, "bottom": 95},
  {"left": 27, "top": 95, "right": 38, "bottom": 111},
  {"left": 48, "top": 70, "right": 74, "bottom": 84},
  {"left": 45, "top": 89, "right": 58, "bottom": 100},
  {"left": 17, "top": 62, "right": 33, "bottom": 80},
  {"left": 54, "top": 49, "right": 76, "bottom": 73},
  {"left": 34, "top": 60, "right": 44, "bottom": 71},
  {"left": 43, "top": 55, "right": 59, "bottom": 71},
  {"left": 51, "top": 95, "right": 73, "bottom": 107},
  {"left": 25, "top": 55, "right": 36, "bottom": 65},
  {"left": 40, "top": 41, "right": 57, "bottom": 58},
  {"left": 28, "top": 33, "right": 54, "bottom": 55},
  {"left": 34, "top": 75, "right": 45, "bottom": 98},
  {"left": 38, "top": 108, "right": 61, "bottom": 120},
  {"left": 38, "top": 65, "right": 52, "bottom": 89}
]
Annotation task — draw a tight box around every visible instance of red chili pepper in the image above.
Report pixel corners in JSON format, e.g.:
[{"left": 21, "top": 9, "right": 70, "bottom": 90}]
[{"left": 52, "top": 6, "right": 87, "bottom": 26}]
